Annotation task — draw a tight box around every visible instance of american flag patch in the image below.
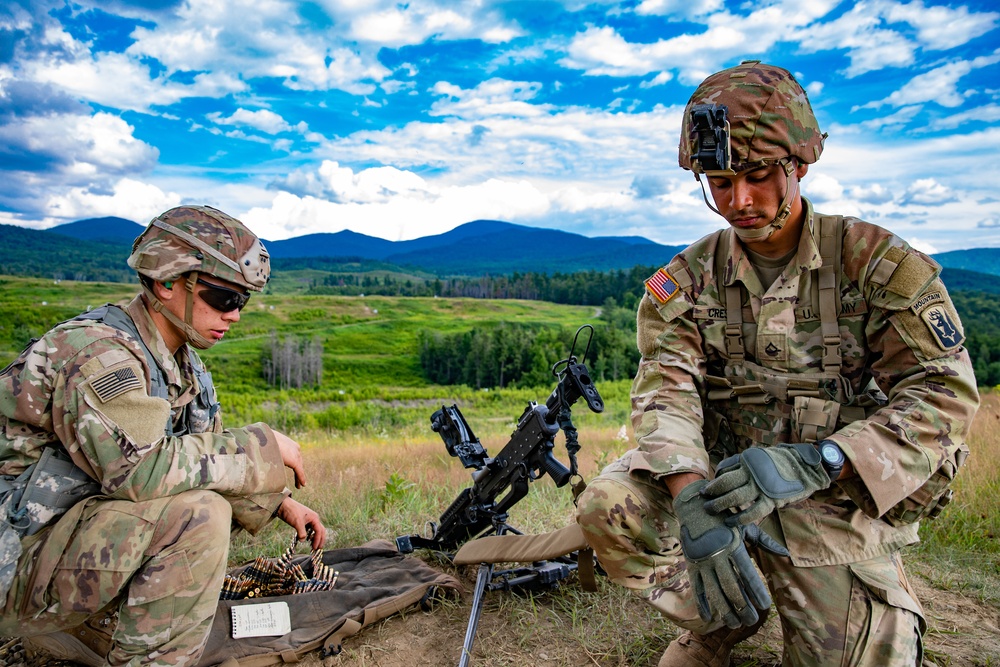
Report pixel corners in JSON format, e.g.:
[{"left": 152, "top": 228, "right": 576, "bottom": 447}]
[
  {"left": 91, "top": 366, "right": 143, "bottom": 403},
  {"left": 645, "top": 268, "right": 680, "bottom": 304}
]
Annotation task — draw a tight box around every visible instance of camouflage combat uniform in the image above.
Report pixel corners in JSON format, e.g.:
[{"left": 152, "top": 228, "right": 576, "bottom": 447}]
[
  {"left": 0, "top": 294, "right": 289, "bottom": 666},
  {"left": 577, "top": 199, "right": 979, "bottom": 665}
]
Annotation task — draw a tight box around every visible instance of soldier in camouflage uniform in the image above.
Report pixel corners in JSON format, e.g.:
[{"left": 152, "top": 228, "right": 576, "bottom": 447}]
[
  {"left": 0, "top": 206, "right": 327, "bottom": 666},
  {"left": 576, "top": 61, "right": 979, "bottom": 666}
]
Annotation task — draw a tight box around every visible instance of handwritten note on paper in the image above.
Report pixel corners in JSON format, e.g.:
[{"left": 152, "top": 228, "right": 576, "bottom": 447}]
[{"left": 231, "top": 601, "right": 292, "bottom": 638}]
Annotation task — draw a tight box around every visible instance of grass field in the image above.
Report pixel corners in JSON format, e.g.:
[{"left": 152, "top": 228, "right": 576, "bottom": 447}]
[
  {"left": 240, "top": 392, "right": 1000, "bottom": 667},
  {"left": 4, "top": 275, "right": 999, "bottom": 665}
]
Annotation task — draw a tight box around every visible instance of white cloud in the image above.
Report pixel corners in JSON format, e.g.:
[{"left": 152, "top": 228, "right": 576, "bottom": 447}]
[
  {"left": 861, "top": 56, "right": 1000, "bottom": 110},
  {"left": 906, "top": 238, "right": 939, "bottom": 254},
  {"left": 928, "top": 103, "right": 1000, "bottom": 130},
  {"left": 641, "top": 71, "right": 673, "bottom": 88},
  {"left": 560, "top": 0, "right": 837, "bottom": 81},
  {"left": 28, "top": 51, "right": 247, "bottom": 112},
  {"left": 901, "top": 178, "right": 958, "bottom": 206},
  {"left": 880, "top": 0, "right": 1000, "bottom": 50},
  {"left": 796, "top": 4, "right": 917, "bottom": 77},
  {"left": 1, "top": 111, "right": 158, "bottom": 178},
  {"left": 635, "top": 0, "right": 723, "bottom": 19},
  {"left": 802, "top": 173, "right": 845, "bottom": 203},
  {"left": 349, "top": 4, "right": 521, "bottom": 46},
  {"left": 848, "top": 183, "right": 895, "bottom": 205},
  {"left": 209, "top": 108, "right": 293, "bottom": 134},
  {"left": 241, "top": 175, "right": 549, "bottom": 241},
  {"left": 856, "top": 105, "right": 923, "bottom": 130},
  {"left": 45, "top": 177, "right": 182, "bottom": 222},
  {"left": 430, "top": 78, "right": 549, "bottom": 119}
]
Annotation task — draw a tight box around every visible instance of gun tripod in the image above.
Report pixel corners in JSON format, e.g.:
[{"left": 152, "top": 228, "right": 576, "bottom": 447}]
[{"left": 457, "top": 514, "right": 582, "bottom": 667}]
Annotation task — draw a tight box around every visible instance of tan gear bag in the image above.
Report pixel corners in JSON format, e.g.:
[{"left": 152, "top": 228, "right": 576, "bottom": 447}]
[{"left": 197, "top": 540, "right": 462, "bottom": 667}]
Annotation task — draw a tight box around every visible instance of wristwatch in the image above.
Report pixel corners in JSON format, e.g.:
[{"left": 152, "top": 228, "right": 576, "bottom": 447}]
[{"left": 817, "top": 440, "right": 845, "bottom": 481}]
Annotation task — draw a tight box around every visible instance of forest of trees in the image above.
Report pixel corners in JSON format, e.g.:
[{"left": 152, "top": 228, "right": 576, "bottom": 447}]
[
  {"left": 417, "top": 290, "right": 1000, "bottom": 390},
  {"left": 417, "top": 298, "right": 641, "bottom": 389},
  {"left": 310, "top": 266, "right": 657, "bottom": 308},
  {"left": 952, "top": 291, "right": 1000, "bottom": 386},
  {"left": 261, "top": 333, "right": 324, "bottom": 389}
]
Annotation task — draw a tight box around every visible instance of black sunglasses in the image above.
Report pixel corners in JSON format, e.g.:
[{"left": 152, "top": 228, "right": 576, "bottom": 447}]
[{"left": 195, "top": 278, "right": 251, "bottom": 312}]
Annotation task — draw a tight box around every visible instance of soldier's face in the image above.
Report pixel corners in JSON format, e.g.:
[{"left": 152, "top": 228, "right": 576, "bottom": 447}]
[
  {"left": 160, "top": 275, "right": 243, "bottom": 348},
  {"left": 706, "top": 161, "right": 809, "bottom": 240}
]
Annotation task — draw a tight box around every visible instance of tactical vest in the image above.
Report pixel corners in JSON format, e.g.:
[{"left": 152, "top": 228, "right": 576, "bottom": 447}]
[
  {"left": 75, "top": 305, "right": 221, "bottom": 437},
  {"left": 701, "top": 215, "right": 957, "bottom": 525},
  {"left": 1, "top": 305, "right": 221, "bottom": 600}
]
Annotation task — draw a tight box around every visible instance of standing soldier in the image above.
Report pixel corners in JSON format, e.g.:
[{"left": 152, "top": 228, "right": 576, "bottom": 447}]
[
  {"left": 0, "top": 206, "right": 327, "bottom": 665},
  {"left": 576, "top": 61, "right": 979, "bottom": 666}
]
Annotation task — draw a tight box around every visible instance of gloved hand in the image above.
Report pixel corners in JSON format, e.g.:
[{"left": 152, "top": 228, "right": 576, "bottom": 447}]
[
  {"left": 675, "top": 479, "right": 788, "bottom": 628},
  {"left": 702, "top": 443, "right": 831, "bottom": 527}
]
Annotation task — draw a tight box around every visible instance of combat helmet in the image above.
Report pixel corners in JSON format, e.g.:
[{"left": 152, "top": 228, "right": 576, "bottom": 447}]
[
  {"left": 678, "top": 60, "right": 826, "bottom": 241},
  {"left": 128, "top": 205, "right": 270, "bottom": 348}
]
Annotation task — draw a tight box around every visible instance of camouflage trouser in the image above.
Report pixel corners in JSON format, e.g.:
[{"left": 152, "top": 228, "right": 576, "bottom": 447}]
[
  {"left": 0, "top": 489, "right": 232, "bottom": 666},
  {"left": 576, "top": 468, "right": 925, "bottom": 666}
]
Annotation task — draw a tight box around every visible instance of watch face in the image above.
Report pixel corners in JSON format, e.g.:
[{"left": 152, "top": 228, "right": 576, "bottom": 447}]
[{"left": 821, "top": 443, "right": 844, "bottom": 466}]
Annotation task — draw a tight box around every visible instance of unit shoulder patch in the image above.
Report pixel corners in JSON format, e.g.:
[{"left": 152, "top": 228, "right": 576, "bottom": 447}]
[
  {"left": 920, "top": 304, "right": 963, "bottom": 351},
  {"left": 645, "top": 268, "right": 681, "bottom": 304},
  {"left": 910, "top": 291, "right": 944, "bottom": 315}
]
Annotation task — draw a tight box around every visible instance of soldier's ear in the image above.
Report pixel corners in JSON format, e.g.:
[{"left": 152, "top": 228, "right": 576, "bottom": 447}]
[
  {"left": 153, "top": 280, "right": 176, "bottom": 302},
  {"left": 795, "top": 161, "right": 809, "bottom": 180}
]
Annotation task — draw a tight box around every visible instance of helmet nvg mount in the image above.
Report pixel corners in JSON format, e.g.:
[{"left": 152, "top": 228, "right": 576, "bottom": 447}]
[
  {"left": 678, "top": 60, "right": 827, "bottom": 242},
  {"left": 128, "top": 205, "right": 270, "bottom": 349}
]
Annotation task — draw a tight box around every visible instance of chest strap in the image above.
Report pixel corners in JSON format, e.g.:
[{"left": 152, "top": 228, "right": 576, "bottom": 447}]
[
  {"left": 715, "top": 229, "right": 746, "bottom": 362},
  {"left": 813, "top": 215, "right": 844, "bottom": 372},
  {"left": 715, "top": 216, "right": 845, "bottom": 370}
]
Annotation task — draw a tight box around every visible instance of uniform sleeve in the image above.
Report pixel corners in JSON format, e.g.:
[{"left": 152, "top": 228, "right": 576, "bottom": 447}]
[
  {"left": 626, "top": 265, "right": 713, "bottom": 481},
  {"left": 46, "top": 333, "right": 289, "bottom": 530},
  {"left": 829, "top": 242, "right": 979, "bottom": 519}
]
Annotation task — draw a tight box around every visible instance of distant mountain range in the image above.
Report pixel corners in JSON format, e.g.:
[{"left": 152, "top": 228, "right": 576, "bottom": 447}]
[{"left": 1, "top": 215, "right": 998, "bottom": 280}]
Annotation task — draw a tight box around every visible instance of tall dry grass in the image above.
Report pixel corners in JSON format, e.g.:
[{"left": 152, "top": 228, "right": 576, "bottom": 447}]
[
  {"left": 230, "top": 415, "right": 634, "bottom": 563},
  {"left": 229, "top": 391, "right": 1000, "bottom": 667},
  {"left": 912, "top": 390, "right": 1000, "bottom": 605}
]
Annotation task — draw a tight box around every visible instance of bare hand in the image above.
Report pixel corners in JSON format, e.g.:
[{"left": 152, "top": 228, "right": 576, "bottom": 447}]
[
  {"left": 276, "top": 497, "right": 327, "bottom": 550},
  {"left": 273, "top": 430, "right": 307, "bottom": 489}
]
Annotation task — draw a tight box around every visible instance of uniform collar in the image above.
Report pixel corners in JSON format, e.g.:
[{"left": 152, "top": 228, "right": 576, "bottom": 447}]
[{"left": 723, "top": 197, "right": 822, "bottom": 293}]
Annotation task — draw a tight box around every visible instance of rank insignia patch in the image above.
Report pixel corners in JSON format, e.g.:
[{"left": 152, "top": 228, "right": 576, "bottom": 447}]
[
  {"left": 91, "top": 366, "right": 143, "bottom": 403},
  {"left": 920, "top": 304, "right": 962, "bottom": 350},
  {"left": 645, "top": 268, "right": 680, "bottom": 304}
]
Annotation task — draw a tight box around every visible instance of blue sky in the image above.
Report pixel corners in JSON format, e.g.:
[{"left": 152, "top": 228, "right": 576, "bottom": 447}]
[{"left": 2, "top": 0, "right": 998, "bottom": 253}]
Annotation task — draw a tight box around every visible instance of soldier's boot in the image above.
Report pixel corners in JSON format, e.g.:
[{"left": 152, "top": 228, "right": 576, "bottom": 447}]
[
  {"left": 657, "top": 609, "right": 769, "bottom": 667},
  {"left": 22, "top": 602, "right": 118, "bottom": 667}
]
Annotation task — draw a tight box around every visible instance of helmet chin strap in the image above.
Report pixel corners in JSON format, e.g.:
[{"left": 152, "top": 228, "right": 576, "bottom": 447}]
[
  {"left": 144, "top": 272, "right": 216, "bottom": 350},
  {"left": 696, "top": 158, "right": 797, "bottom": 243}
]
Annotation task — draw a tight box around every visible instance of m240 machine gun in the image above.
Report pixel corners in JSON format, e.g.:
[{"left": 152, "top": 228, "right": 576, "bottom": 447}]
[{"left": 396, "top": 325, "right": 604, "bottom": 667}]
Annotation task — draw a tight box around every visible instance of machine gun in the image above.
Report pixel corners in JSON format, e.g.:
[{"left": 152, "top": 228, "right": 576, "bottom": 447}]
[{"left": 396, "top": 325, "right": 604, "bottom": 667}]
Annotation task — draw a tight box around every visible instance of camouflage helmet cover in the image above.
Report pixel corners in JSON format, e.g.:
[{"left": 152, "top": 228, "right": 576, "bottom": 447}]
[
  {"left": 679, "top": 60, "right": 826, "bottom": 173},
  {"left": 128, "top": 205, "right": 270, "bottom": 291}
]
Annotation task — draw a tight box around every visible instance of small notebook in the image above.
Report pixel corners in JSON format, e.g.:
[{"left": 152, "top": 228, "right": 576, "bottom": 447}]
[{"left": 231, "top": 601, "right": 292, "bottom": 638}]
